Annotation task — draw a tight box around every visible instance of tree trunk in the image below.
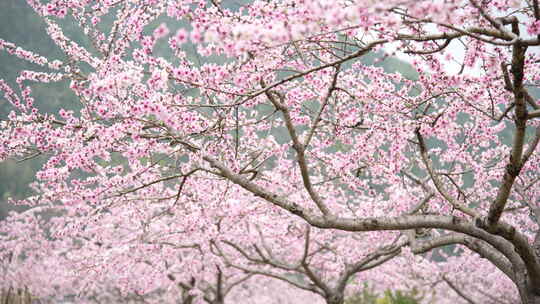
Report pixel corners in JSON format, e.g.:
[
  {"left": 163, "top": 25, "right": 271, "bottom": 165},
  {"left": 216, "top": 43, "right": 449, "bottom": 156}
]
[
  {"left": 523, "top": 292, "right": 540, "bottom": 304},
  {"left": 325, "top": 293, "right": 344, "bottom": 304},
  {"left": 0, "top": 288, "right": 32, "bottom": 304}
]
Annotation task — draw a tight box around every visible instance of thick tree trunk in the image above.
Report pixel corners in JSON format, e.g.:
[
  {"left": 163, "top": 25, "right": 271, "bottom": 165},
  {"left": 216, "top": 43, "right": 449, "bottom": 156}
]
[
  {"left": 0, "top": 288, "right": 32, "bottom": 304},
  {"left": 523, "top": 294, "right": 540, "bottom": 304},
  {"left": 522, "top": 289, "right": 540, "bottom": 304},
  {"left": 325, "top": 293, "right": 344, "bottom": 304}
]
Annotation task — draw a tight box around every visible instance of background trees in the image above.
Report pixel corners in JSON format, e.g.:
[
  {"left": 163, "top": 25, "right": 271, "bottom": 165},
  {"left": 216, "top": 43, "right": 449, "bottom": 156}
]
[{"left": 1, "top": 0, "right": 540, "bottom": 303}]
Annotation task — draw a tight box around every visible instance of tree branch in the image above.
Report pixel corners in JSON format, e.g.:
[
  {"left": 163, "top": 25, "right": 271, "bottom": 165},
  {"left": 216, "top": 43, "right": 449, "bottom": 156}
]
[
  {"left": 412, "top": 233, "right": 514, "bottom": 280},
  {"left": 415, "top": 128, "right": 479, "bottom": 218},
  {"left": 263, "top": 90, "right": 331, "bottom": 216},
  {"left": 486, "top": 43, "right": 528, "bottom": 228},
  {"left": 304, "top": 65, "right": 340, "bottom": 148},
  {"left": 442, "top": 275, "right": 478, "bottom": 304},
  {"left": 202, "top": 155, "right": 540, "bottom": 289}
]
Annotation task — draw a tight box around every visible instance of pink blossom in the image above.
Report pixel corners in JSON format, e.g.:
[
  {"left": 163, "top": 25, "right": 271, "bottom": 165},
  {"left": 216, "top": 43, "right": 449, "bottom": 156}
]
[
  {"left": 528, "top": 20, "right": 540, "bottom": 35},
  {"left": 153, "top": 23, "right": 170, "bottom": 40},
  {"left": 175, "top": 28, "right": 188, "bottom": 45},
  {"left": 0, "top": 1, "right": 538, "bottom": 303}
]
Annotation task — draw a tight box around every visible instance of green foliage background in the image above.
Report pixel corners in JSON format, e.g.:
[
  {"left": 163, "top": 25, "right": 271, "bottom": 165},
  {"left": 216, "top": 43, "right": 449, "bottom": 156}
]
[{"left": 0, "top": 0, "right": 68, "bottom": 218}]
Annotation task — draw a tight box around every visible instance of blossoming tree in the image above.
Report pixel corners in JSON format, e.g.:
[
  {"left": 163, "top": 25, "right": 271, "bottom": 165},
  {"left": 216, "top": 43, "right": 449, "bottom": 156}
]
[{"left": 1, "top": 0, "right": 540, "bottom": 303}]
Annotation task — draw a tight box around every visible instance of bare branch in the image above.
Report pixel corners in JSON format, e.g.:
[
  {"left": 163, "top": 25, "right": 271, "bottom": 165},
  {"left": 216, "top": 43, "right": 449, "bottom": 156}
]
[
  {"left": 263, "top": 89, "right": 331, "bottom": 216},
  {"left": 528, "top": 109, "right": 540, "bottom": 119},
  {"left": 415, "top": 128, "right": 479, "bottom": 218},
  {"left": 442, "top": 275, "right": 478, "bottom": 304},
  {"left": 304, "top": 65, "right": 340, "bottom": 147},
  {"left": 469, "top": 0, "right": 518, "bottom": 41},
  {"left": 412, "top": 233, "right": 514, "bottom": 280},
  {"left": 521, "top": 126, "right": 540, "bottom": 166},
  {"left": 486, "top": 44, "right": 528, "bottom": 228}
]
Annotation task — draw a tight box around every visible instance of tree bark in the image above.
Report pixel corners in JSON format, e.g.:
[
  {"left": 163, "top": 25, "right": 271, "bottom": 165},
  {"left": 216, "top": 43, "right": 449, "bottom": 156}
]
[
  {"left": 325, "top": 293, "right": 344, "bottom": 304},
  {"left": 0, "top": 288, "right": 32, "bottom": 304}
]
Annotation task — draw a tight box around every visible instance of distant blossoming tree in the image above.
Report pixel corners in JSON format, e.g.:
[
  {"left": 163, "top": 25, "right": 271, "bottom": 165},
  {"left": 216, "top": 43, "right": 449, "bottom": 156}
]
[{"left": 1, "top": 0, "right": 540, "bottom": 303}]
